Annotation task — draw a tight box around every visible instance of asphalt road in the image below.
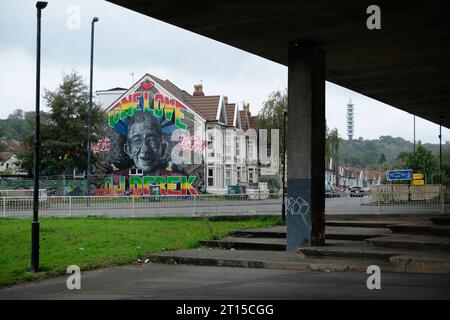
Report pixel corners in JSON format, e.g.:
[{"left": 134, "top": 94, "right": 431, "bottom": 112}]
[{"left": 1, "top": 263, "right": 449, "bottom": 300}]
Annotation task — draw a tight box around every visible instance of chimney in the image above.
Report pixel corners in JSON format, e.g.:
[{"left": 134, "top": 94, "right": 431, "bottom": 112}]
[
  {"left": 243, "top": 102, "right": 251, "bottom": 116},
  {"left": 223, "top": 96, "right": 228, "bottom": 104},
  {"left": 193, "top": 84, "right": 205, "bottom": 96}
]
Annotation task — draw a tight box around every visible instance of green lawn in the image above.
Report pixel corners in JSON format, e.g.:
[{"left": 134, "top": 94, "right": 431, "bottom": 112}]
[{"left": 0, "top": 216, "right": 282, "bottom": 287}]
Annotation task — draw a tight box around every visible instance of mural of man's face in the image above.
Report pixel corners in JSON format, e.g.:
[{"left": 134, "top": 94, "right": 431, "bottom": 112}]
[{"left": 124, "top": 120, "right": 166, "bottom": 173}]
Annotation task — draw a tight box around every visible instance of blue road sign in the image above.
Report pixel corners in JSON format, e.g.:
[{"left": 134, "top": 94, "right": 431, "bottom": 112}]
[{"left": 386, "top": 169, "right": 413, "bottom": 181}]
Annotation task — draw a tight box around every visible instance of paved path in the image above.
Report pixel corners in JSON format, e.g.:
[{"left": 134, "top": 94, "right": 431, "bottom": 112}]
[{"left": 1, "top": 263, "right": 449, "bottom": 300}]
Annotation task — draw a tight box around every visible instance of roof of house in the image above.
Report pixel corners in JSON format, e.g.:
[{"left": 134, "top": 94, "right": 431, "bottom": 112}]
[
  {"left": 102, "top": 73, "right": 257, "bottom": 128},
  {"left": 239, "top": 110, "right": 249, "bottom": 131},
  {"left": 248, "top": 115, "right": 259, "bottom": 130},
  {"left": 97, "top": 87, "right": 127, "bottom": 92},
  {"left": 225, "top": 104, "right": 236, "bottom": 126},
  {"left": 0, "top": 152, "right": 14, "bottom": 162},
  {"left": 149, "top": 74, "right": 213, "bottom": 121},
  {"left": 185, "top": 95, "right": 221, "bottom": 122},
  {"left": 0, "top": 137, "right": 21, "bottom": 151}
]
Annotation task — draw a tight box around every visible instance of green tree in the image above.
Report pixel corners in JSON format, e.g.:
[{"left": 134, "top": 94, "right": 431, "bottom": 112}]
[
  {"left": 378, "top": 153, "right": 387, "bottom": 164},
  {"left": 440, "top": 145, "right": 450, "bottom": 186},
  {"left": 404, "top": 144, "right": 438, "bottom": 183},
  {"left": 259, "top": 89, "right": 287, "bottom": 153},
  {"left": 18, "top": 72, "right": 105, "bottom": 175},
  {"left": 326, "top": 125, "right": 340, "bottom": 163},
  {"left": 258, "top": 89, "right": 340, "bottom": 164},
  {"left": 0, "top": 127, "right": 5, "bottom": 152}
]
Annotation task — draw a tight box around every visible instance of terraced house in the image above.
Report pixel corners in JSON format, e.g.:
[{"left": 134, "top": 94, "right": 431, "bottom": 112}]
[{"left": 96, "top": 73, "right": 261, "bottom": 195}]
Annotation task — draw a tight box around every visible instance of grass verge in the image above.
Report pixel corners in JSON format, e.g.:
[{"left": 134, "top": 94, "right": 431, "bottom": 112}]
[{"left": 0, "top": 216, "right": 282, "bottom": 287}]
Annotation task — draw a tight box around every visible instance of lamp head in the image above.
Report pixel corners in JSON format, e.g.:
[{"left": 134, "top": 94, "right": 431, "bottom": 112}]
[
  {"left": 93, "top": 17, "right": 99, "bottom": 23},
  {"left": 36, "top": 1, "right": 48, "bottom": 9}
]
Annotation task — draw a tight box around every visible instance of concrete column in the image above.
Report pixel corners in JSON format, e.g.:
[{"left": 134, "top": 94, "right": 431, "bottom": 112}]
[{"left": 286, "top": 43, "right": 325, "bottom": 251}]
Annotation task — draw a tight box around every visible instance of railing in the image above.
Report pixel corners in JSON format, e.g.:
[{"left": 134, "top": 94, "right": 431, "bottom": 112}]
[
  {"left": 0, "top": 193, "right": 282, "bottom": 218},
  {"left": 325, "top": 188, "right": 449, "bottom": 214},
  {"left": 1, "top": 189, "right": 448, "bottom": 218}
]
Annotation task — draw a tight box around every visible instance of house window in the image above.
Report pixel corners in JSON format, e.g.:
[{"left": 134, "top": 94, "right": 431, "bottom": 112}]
[
  {"left": 207, "top": 167, "right": 214, "bottom": 187},
  {"left": 248, "top": 168, "right": 254, "bottom": 184},
  {"left": 225, "top": 135, "right": 232, "bottom": 156},
  {"left": 235, "top": 138, "right": 240, "bottom": 156},
  {"left": 207, "top": 133, "right": 215, "bottom": 157},
  {"left": 225, "top": 169, "right": 232, "bottom": 186},
  {"left": 247, "top": 139, "right": 254, "bottom": 160},
  {"left": 237, "top": 168, "right": 241, "bottom": 184}
]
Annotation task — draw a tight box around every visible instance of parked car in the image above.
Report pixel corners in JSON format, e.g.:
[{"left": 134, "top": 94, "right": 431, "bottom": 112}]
[{"left": 349, "top": 187, "right": 369, "bottom": 197}]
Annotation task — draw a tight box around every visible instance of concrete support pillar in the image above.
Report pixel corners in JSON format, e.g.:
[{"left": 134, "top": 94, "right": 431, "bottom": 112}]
[{"left": 286, "top": 43, "right": 325, "bottom": 251}]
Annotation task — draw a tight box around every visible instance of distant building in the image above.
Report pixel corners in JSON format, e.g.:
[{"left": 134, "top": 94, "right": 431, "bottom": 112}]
[
  {"left": 95, "top": 87, "right": 127, "bottom": 109},
  {"left": 0, "top": 152, "right": 20, "bottom": 173},
  {"left": 0, "top": 137, "right": 24, "bottom": 174},
  {"left": 346, "top": 99, "right": 354, "bottom": 140},
  {"left": 334, "top": 164, "right": 383, "bottom": 189}
]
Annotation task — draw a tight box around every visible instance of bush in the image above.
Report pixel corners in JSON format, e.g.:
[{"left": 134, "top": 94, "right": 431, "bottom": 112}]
[{"left": 259, "top": 176, "right": 281, "bottom": 194}]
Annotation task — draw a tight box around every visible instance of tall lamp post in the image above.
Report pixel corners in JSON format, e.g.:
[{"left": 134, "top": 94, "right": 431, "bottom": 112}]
[
  {"left": 31, "top": 1, "right": 48, "bottom": 273},
  {"left": 413, "top": 115, "right": 416, "bottom": 153},
  {"left": 86, "top": 17, "right": 99, "bottom": 197},
  {"left": 439, "top": 116, "right": 444, "bottom": 184},
  {"left": 282, "top": 111, "right": 288, "bottom": 222}
]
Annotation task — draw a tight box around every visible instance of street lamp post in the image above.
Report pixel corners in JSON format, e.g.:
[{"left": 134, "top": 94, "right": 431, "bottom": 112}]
[
  {"left": 439, "top": 116, "right": 444, "bottom": 184},
  {"left": 413, "top": 115, "right": 416, "bottom": 153},
  {"left": 86, "top": 17, "right": 99, "bottom": 198},
  {"left": 282, "top": 111, "right": 288, "bottom": 222},
  {"left": 31, "top": 1, "right": 48, "bottom": 273}
]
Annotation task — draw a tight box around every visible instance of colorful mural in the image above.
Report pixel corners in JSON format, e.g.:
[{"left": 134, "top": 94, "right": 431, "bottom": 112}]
[{"left": 96, "top": 75, "right": 206, "bottom": 196}]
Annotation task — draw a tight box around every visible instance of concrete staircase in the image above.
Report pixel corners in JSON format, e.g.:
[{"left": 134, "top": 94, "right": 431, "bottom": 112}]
[{"left": 146, "top": 215, "right": 450, "bottom": 274}]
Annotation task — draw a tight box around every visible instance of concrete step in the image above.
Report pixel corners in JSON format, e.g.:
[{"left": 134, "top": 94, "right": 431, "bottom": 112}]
[
  {"left": 326, "top": 226, "right": 392, "bottom": 241},
  {"left": 387, "top": 223, "right": 434, "bottom": 235},
  {"left": 145, "top": 248, "right": 450, "bottom": 274},
  {"left": 230, "top": 226, "right": 391, "bottom": 241},
  {"left": 297, "top": 241, "right": 406, "bottom": 261},
  {"left": 390, "top": 255, "right": 450, "bottom": 273},
  {"left": 326, "top": 220, "right": 404, "bottom": 228},
  {"left": 387, "top": 223, "right": 450, "bottom": 238},
  {"left": 200, "top": 237, "right": 286, "bottom": 251},
  {"left": 431, "top": 217, "right": 450, "bottom": 226},
  {"left": 145, "top": 248, "right": 393, "bottom": 273},
  {"left": 431, "top": 226, "right": 450, "bottom": 237},
  {"left": 230, "top": 226, "right": 285, "bottom": 238},
  {"left": 367, "top": 234, "right": 450, "bottom": 252}
]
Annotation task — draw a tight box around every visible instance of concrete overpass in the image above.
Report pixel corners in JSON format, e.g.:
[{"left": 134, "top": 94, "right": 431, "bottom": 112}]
[{"left": 108, "top": 0, "right": 450, "bottom": 250}]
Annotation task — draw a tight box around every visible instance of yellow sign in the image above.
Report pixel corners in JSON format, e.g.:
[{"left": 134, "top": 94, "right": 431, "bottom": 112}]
[
  {"left": 412, "top": 179, "right": 425, "bottom": 186},
  {"left": 413, "top": 173, "right": 424, "bottom": 180}
]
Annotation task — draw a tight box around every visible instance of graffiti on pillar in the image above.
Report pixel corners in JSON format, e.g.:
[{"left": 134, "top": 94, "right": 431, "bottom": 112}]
[{"left": 287, "top": 196, "right": 310, "bottom": 216}]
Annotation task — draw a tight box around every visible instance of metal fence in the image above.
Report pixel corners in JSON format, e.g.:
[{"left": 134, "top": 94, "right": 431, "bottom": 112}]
[
  {"left": 1, "top": 189, "right": 449, "bottom": 218},
  {"left": 324, "top": 189, "right": 448, "bottom": 214},
  {"left": 0, "top": 193, "right": 282, "bottom": 218}
]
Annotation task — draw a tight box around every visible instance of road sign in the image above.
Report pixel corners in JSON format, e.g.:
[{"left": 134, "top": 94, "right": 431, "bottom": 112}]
[
  {"left": 386, "top": 169, "right": 413, "bottom": 181},
  {"left": 412, "top": 179, "right": 425, "bottom": 186},
  {"left": 413, "top": 173, "right": 424, "bottom": 180}
]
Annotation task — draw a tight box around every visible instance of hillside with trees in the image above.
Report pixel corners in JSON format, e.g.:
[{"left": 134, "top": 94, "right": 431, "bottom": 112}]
[{"left": 337, "top": 136, "right": 449, "bottom": 171}]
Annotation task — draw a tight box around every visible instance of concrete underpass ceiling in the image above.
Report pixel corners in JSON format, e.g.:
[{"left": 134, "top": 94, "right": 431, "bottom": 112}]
[{"left": 108, "top": 0, "right": 450, "bottom": 128}]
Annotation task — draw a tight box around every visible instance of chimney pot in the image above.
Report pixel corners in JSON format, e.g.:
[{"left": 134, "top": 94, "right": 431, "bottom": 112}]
[
  {"left": 243, "top": 103, "right": 250, "bottom": 115},
  {"left": 193, "top": 84, "right": 205, "bottom": 96}
]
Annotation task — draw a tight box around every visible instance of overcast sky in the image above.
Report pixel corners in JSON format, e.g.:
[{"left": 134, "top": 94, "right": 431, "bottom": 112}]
[{"left": 0, "top": 0, "right": 448, "bottom": 144}]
